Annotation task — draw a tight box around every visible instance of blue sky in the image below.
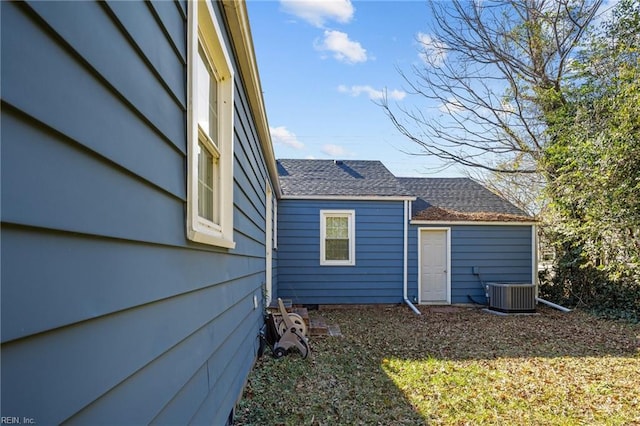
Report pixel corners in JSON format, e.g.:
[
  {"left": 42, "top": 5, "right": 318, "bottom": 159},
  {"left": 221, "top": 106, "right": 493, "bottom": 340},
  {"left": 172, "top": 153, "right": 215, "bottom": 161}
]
[
  {"left": 246, "top": 0, "right": 462, "bottom": 177},
  {"left": 246, "top": 0, "right": 619, "bottom": 178}
]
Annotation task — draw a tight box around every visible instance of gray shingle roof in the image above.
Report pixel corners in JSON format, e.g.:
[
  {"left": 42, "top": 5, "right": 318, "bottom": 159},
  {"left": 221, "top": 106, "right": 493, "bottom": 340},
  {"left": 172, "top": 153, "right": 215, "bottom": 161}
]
[
  {"left": 277, "top": 159, "right": 410, "bottom": 197},
  {"left": 276, "top": 159, "right": 531, "bottom": 221},
  {"left": 398, "top": 177, "right": 529, "bottom": 219}
]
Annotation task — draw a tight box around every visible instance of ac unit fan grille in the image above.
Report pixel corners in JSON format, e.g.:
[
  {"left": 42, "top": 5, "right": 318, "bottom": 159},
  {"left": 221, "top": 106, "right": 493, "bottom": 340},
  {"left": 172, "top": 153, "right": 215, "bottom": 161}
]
[{"left": 487, "top": 283, "right": 536, "bottom": 313}]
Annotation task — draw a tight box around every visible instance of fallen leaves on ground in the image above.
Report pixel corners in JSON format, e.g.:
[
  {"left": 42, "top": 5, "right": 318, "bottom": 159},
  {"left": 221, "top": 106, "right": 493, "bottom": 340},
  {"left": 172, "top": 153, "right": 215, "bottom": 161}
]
[{"left": 235, "top": 305, "right": 640, "bottom": 425}]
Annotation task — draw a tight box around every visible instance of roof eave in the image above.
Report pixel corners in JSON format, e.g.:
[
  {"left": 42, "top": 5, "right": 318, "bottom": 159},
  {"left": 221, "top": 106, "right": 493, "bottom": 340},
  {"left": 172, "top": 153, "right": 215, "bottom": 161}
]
[{"left": 221, "top": 1, "right": 281, "bottom": 197}]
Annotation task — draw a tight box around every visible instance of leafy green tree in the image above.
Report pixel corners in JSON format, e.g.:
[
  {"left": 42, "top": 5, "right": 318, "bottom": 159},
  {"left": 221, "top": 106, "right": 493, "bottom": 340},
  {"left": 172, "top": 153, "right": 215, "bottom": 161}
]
[{"left": 542, "top": 0, "right": 639, "bottom": 316}]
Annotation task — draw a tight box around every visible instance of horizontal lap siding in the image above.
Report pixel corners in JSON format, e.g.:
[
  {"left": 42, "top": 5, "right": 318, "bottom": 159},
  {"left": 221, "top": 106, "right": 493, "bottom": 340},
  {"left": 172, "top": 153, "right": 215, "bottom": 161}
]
[
  {"left": 278, "top": 200, "right": 405, "bottom": 304},
  {"left": 408, "top": 225, "right": 533, "bottom": 304},
  {"left": 1, "top": 1, "right": 269, "bottom": 424},
  {"left": 449, "top": 226, "right": 532, "bottom": 303}
]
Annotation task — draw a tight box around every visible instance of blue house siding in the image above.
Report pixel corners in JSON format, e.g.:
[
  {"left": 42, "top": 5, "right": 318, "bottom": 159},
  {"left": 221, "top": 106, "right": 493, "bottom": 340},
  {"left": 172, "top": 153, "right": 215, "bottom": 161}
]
[
  {"left": 408, "top": 224, "right": 533, "bottom": 304},
  {"left": 1, "top": 1, "right": 273, "bottom": 424},
  {"left": 278, "top": 199, "right": 406, "bottom": 304}
]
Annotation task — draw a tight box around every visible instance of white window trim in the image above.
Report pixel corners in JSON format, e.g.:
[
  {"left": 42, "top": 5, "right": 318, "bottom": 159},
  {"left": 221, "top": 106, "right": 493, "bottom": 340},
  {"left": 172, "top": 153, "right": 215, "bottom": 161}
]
[
  {"left": 187, "top": 0, "right": 235, "bottom": 248},
  {"left": 320, "top": 210, "right": 355, "bottom": 266}
]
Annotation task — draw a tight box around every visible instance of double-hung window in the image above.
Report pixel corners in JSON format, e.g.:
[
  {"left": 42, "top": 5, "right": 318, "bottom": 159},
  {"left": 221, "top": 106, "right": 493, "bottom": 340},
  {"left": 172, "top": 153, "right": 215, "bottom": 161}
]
[
  {"left": 187, "top": 0, "right": 235, "bottom": 248},
  {"left": 320, "top": 210, "right": 355, "bottom": 266}
]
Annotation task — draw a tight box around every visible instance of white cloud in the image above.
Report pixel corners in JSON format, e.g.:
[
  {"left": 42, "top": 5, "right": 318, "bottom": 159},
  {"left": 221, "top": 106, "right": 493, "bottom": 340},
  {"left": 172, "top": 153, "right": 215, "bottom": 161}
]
[
  {"left": 321, "top": 144, "right": 349, "bottom": 157},
  {"left": 280, "top": 0, "right": 354, "bottom": 27},
  {"left": 338, "top": 85, "right": 406, "bottom": 101},
  {"left": 315, "top": 30, "right": 367, "bottom": 64},
  {"left": 270, "top": 126, "right": 305, "bottom": 149},
  {"left": 438, "top": 97, "right": 465, "bottom": 114},
  {"left": 417, "top": 32, "right": 448, "bottom": 67}
]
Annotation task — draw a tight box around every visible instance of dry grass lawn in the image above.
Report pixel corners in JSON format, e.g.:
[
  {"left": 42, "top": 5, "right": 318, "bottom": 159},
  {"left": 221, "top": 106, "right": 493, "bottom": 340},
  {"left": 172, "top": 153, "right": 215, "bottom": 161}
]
[{"left": 236, "top": 305, "right": 640, "bottom": 425}]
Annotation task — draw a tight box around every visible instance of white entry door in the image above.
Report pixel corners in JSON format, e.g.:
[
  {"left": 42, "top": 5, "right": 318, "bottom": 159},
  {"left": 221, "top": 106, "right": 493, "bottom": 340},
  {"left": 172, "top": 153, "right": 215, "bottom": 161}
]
[{"left": 420, "top": 229, "right": 450, "bottom": 303}]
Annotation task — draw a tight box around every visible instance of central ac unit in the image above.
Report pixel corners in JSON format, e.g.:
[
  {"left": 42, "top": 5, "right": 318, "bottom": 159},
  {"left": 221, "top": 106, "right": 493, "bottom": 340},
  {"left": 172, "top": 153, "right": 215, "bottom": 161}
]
[{"left": 486, "top": 282, "right": 536, "bottom": 313}]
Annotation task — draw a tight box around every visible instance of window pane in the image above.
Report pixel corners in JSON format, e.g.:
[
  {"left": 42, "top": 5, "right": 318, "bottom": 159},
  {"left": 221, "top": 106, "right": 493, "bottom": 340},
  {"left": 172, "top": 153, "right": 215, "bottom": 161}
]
[
  {"left": 197, "top": 44, "right": 218, "bottom": 145},
  {"left": 325, "top": 215, "right": 350, "bottom": 261},
  {"left": 325, "top": 239, "right": 349, "bottom": 260},
  {"left": 326, "top": 216, "right": 348, "bottom": 238},
  {"left": 196, "top": 46, "right": 210, "bottom": 137},
  {"left": 209, "top": 69, "right": 218, "bottom": 144},
  {"left": 198, "top": 142, "right": 215, "bottom": 222}
]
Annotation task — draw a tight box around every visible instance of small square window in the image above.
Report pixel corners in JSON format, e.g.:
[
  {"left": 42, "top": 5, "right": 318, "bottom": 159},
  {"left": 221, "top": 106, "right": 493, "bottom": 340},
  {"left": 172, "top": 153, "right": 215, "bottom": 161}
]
[
  {"left": 325, "top": 216, "right": 350, "bottom": 260},
  {"left": 320, "top": 210, "right": 355, "bottom": 266}
]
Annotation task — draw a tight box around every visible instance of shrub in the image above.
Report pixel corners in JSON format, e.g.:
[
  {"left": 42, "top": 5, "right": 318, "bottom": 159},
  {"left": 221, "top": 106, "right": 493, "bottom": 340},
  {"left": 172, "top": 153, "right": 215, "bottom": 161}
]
[{"left": 538, "top": 248, "right": 640, "bottom": 323}]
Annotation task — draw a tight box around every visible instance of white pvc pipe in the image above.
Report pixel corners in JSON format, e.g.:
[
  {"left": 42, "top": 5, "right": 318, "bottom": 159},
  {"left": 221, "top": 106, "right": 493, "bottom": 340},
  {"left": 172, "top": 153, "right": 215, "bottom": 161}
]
[
  {"left": 536, "top": 297, "right": 572, "bottom": 313},
  {"left": 403, "top": 200, "right": 421, "bottom": 315},
  {"left": 403, "top": 200, "right": 408, "bottom": 301},
  {"left": 405, "top": 298, "right": 422, "bottom": 315}
]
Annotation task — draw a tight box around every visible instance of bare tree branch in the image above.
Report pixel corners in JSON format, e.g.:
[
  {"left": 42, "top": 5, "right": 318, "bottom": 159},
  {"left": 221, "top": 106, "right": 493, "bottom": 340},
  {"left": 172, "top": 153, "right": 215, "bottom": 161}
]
[{"left": 380, "top": 0, "right": 602, "bottom": 175}]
